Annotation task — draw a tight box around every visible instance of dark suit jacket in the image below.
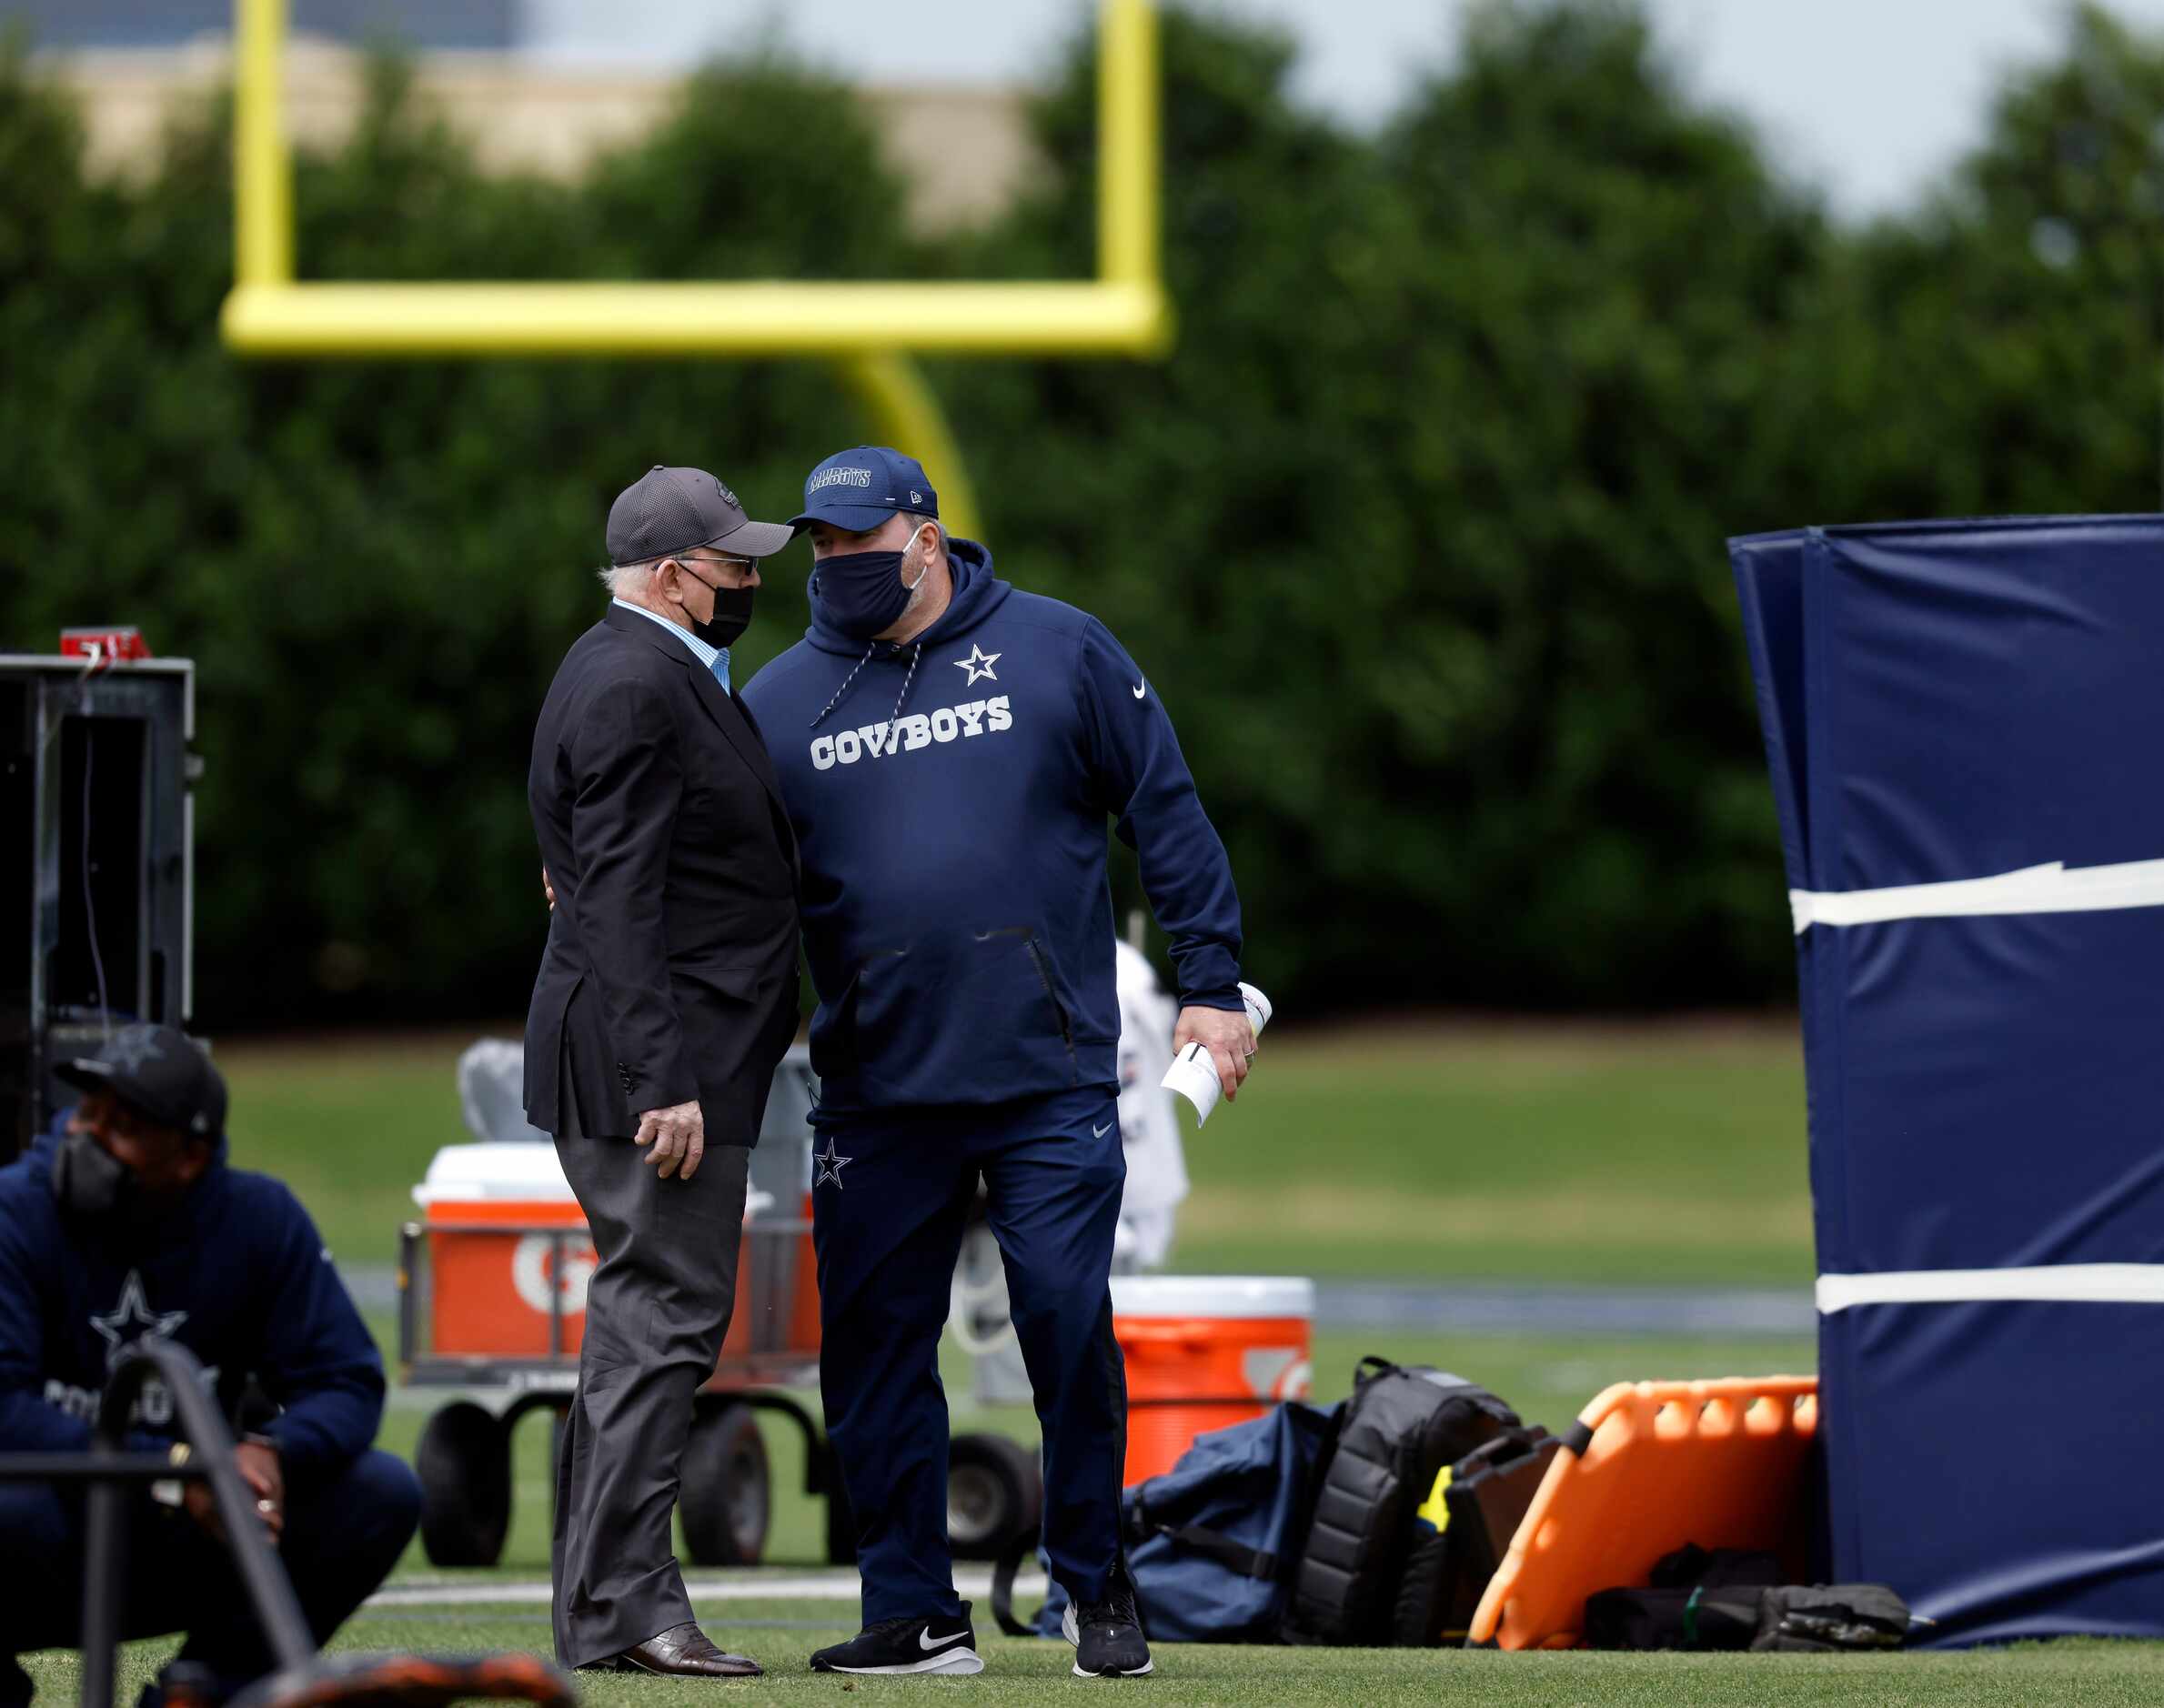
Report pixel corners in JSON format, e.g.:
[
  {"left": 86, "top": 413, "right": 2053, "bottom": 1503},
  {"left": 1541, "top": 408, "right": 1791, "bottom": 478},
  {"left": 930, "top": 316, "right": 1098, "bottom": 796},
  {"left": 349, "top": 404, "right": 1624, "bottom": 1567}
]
[{"left": 524, "top": 603, "right": 800, "bottom": 1143}]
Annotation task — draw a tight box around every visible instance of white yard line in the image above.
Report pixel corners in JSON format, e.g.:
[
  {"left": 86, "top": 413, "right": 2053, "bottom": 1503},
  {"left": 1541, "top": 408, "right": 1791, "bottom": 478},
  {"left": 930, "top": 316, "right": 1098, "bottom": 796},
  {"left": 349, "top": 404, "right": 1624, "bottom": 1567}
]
[{"left": 370, "top": 1567, "right": 1039, "bottom": 1609}]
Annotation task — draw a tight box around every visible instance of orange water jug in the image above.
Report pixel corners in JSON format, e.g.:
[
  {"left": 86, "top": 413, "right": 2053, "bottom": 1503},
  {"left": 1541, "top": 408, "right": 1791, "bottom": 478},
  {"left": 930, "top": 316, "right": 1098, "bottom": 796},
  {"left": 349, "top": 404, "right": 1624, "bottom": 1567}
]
[{"left": 1110, "top": 1276, "right": 1315, "bottom": 1486}]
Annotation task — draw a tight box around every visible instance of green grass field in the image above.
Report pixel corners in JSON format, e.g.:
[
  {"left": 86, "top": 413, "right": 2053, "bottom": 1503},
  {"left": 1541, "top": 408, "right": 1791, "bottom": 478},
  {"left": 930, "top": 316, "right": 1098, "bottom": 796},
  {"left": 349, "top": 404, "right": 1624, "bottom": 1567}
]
[
  {"left": 363, "top": 1326, "right": 1818, "bottom": 1582},
  {"left": 36, "top": 1621, "right": 2164, "bottom": 1707},
  {"left": 28, "top": 1025, "right": 2159, "bottom": 1703},
  {"left": 216, "top": 1019, "right": 1817, "bottom": 1286}
]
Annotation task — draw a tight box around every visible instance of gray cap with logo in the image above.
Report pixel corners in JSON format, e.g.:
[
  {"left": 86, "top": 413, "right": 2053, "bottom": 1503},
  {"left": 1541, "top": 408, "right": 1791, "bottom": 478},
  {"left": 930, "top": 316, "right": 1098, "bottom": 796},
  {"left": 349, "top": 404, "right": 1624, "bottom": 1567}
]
[{"left": 607, "top": 466, "right": 798, "bottom": 567}]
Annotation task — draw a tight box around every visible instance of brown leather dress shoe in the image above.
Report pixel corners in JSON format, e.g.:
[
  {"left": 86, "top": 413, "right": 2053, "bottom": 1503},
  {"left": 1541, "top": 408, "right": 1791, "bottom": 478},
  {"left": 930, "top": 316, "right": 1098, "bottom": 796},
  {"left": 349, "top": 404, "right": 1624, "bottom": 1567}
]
[{"left": 606, "top": 1622, "right": 763, "bottom": 1678}]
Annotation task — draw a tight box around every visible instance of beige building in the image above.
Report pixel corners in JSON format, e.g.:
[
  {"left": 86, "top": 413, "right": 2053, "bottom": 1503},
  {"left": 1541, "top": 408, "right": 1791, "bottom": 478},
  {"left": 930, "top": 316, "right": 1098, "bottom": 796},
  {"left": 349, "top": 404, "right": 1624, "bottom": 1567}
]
[{"left": 39, "top": 34, "right": 1043, "bottom": 233}]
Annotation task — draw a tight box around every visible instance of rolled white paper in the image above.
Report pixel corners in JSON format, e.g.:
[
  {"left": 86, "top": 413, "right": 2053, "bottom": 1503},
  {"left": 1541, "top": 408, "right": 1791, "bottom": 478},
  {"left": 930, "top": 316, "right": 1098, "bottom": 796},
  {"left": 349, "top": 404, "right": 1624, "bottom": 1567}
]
[{"left": 1161, "top": 982, "right": 1271, "bottom": 1126}]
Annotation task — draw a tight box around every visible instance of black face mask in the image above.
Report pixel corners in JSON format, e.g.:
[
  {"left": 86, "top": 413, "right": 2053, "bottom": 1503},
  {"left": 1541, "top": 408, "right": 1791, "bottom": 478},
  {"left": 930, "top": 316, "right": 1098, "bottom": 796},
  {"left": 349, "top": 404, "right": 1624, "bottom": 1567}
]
[
  {"left": 52, "top": 1128, "right": 137, "bottom": 1218},
  {"left": 51, "top": 1128, "right": 193, "bottom": 1236},
  {"left": 693, "top": 584, "right": 755, "bottom": 650}
]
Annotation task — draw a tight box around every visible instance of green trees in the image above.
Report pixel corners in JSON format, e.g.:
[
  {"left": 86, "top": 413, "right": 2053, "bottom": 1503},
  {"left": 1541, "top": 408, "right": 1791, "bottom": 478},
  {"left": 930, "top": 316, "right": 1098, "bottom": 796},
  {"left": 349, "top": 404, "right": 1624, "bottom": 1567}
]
[
  {"left": 0, "top": 40, "right": 911, "bottom": 1024},
  {"left": 3, "top": 4, "right": 2160, "bottom": 1025},
  {"left": 954, "top": 5, "right": 1841, "bottom": 1003}
]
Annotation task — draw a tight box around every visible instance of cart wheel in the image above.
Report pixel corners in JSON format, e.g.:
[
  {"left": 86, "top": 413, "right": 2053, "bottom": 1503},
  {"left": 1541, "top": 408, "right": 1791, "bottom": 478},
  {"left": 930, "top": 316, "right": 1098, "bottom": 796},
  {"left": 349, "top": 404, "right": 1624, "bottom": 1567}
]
[
  {"left": 416, "top": 1401, "right": 512, "bottom": 1567},
  {"left": 680, "top": 1402, "right": 770, "bottom": 1566},
  {"left": 947, "top": 1433, "right": 1042, "bottom": 1562}
]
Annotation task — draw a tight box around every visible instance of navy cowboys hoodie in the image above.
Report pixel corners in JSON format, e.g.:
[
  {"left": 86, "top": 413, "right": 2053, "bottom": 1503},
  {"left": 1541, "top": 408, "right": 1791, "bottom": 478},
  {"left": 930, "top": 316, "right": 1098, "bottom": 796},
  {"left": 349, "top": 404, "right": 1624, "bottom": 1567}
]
[
  {"left": 742, "top": 539, "right": 1244, "bottom": 1118},
  {"left": 0, "top": 1120, "right": 385, "bottom": 1475}
]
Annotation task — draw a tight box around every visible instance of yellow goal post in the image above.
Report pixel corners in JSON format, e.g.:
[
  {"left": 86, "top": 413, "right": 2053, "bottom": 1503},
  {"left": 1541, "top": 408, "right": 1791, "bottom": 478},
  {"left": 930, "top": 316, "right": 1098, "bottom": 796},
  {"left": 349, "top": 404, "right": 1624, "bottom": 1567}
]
[{"left": 218, "top": 0, "right": 1175, "bottom": 537}]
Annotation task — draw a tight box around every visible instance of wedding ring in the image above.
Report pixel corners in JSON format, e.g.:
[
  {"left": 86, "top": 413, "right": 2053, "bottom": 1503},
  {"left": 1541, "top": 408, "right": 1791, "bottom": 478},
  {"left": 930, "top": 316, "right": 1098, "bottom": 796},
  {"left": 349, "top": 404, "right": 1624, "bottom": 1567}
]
[{"left": 257, "top": 1499, "right": 276, "bottom": 1514}]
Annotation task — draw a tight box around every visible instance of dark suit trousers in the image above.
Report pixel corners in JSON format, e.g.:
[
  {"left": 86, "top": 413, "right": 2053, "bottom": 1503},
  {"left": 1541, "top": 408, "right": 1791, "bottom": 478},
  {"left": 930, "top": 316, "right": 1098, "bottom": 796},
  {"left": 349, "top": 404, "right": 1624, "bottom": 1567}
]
[{"left": 549, "top": 1047, "right": 749, "bottom": 1669}]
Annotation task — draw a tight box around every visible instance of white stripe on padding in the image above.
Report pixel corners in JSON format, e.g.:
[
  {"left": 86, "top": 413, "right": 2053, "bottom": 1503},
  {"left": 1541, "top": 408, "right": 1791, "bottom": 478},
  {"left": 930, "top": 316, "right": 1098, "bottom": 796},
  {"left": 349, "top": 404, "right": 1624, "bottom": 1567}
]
[
  {"left": 1817, "top": 1265, "right": 2164, "bottom": 1313},
  {"left": 1791, "top": 857, "right": 2164, "bottom": 933}
]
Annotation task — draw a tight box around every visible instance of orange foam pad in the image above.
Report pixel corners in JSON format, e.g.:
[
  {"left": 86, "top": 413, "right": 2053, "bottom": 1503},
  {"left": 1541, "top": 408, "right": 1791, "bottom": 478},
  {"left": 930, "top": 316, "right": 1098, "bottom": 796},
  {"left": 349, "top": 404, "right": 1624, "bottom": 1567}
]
[{"left": 1468, "top": 1374, "right": 1817, "bottom": 1651}]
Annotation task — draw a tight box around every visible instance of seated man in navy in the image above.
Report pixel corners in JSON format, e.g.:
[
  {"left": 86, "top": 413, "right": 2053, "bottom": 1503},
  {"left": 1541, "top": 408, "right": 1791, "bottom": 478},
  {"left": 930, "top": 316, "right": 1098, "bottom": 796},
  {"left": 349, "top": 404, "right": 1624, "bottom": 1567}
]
[{"left": 0, "top": 1024, "right": 419, "bottom": 1708}]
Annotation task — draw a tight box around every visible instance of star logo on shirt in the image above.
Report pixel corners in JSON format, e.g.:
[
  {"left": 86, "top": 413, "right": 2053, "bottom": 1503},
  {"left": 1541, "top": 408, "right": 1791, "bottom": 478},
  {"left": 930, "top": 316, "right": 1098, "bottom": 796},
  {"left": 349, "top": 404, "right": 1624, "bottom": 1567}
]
[
  {"left": 953, "top": 644, "right": 1001, "bottom": 687},
  {"left": 814, "top": 1137, "right": 853, "bottom": 1191},
  {"left": 89, "top": 1271, "right": 189, "bottom": 1371}
]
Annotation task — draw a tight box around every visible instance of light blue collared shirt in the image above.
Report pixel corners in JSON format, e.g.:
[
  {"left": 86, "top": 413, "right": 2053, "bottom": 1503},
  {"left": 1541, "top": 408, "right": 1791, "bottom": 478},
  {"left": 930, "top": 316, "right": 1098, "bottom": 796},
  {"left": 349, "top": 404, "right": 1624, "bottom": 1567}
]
[{"left": 612, "top": 598, "right": 729, "bottom": 692}]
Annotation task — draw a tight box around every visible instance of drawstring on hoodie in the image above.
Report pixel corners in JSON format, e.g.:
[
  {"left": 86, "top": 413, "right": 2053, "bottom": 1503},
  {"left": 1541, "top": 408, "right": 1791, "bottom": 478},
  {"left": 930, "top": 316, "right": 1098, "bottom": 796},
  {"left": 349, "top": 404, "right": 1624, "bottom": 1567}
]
[
  {"left": 884, "top": 644, "right": 922, "bottom": 748},
  {"left": 809, "top": 639, "right": 925, "bottom": 755},
  {"left": 810, "top": 645, "right": 876, "bottom": 729}
]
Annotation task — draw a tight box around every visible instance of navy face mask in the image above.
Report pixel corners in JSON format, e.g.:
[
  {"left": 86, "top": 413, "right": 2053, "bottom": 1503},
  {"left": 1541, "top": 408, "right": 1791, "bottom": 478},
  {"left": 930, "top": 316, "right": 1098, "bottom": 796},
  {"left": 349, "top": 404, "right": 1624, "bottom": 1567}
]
[{"left": 810, "top": 529, "right": 929, "bottom": 642}]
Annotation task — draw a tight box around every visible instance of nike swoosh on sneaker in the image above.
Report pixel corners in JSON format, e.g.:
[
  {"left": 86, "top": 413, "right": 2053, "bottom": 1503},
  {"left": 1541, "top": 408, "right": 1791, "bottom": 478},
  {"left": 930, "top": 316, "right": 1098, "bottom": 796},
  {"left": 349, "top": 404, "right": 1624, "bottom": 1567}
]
[{"left": 919, "top": 1627, "right": 970, "bottom": 1651}]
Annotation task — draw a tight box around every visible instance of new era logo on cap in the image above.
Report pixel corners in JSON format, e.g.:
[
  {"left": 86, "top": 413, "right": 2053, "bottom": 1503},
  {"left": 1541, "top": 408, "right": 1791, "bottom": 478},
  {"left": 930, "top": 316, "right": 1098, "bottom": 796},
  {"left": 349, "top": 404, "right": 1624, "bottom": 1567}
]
[{"left": 790, "top": 447, "right": 940, "bottom": 533}]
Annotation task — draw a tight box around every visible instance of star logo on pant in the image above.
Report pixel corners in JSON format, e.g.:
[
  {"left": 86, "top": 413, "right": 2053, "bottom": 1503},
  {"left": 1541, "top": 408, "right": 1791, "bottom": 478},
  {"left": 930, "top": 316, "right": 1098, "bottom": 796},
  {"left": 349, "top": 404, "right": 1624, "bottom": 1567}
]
[
  {"left": 814, "top": 1137, "right": 853, "bottom": 1190},
  {"left": 953, "top": 644, "right": 1001, "bottom": 687}
]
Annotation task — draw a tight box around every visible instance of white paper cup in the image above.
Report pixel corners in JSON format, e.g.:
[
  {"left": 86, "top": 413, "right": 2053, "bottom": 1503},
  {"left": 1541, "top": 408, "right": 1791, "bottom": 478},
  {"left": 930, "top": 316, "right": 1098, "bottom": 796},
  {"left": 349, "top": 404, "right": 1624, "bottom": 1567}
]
[{"left": 1161, "top": 982, "right": 1270, "bottom": 1126}]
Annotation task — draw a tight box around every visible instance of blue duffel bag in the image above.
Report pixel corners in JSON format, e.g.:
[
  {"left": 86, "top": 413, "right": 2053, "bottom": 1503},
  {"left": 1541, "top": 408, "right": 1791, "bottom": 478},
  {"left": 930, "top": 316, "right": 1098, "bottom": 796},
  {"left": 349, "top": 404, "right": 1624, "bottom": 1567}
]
[{"left": 992, "top": 1400, "right": 1340, "bottom": 1644}]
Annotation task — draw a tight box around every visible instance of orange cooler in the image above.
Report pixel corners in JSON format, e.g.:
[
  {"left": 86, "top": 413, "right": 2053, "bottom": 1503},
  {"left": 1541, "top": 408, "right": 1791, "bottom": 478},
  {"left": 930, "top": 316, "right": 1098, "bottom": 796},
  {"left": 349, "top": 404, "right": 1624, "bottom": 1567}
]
[
  {"left": 412, "top": 1144, "right": 596, "bottom": 1358},
  {"left": 410, "top": 1142, "right": 822, "bottom": 1381},
  {"left": 1111, "top": 1275, "right": 1315, "bottom": 1486}
]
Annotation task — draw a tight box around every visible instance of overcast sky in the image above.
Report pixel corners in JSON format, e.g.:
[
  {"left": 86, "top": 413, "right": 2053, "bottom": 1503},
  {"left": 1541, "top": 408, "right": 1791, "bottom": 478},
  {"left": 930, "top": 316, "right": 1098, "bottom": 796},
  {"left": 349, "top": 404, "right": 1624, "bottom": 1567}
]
[{"left": 518, "top": 0, "right": 2164, "bottom": 217}]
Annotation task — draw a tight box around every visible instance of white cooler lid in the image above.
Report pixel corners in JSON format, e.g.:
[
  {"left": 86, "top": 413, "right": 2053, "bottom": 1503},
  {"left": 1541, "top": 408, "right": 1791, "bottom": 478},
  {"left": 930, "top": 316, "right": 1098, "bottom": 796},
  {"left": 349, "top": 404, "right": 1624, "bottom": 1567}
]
[
  {"left": 409, "top": 1144, "right": 776, "bottom": 1222},
  {"left": 1110, "top": 1275, "right": 1315, "bottom": 1320},
  {"left": 411, "top": 1142, "right": 578, "bottom": 1206}
]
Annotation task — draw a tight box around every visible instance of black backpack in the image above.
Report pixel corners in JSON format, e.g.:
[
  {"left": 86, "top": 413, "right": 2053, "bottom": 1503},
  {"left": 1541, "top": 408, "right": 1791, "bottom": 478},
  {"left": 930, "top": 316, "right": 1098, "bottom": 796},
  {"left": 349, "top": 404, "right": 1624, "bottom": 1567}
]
[
  {"left": 1392, "top": 1424, "right": 1560, "bottom": 1644},
  {"left": 1286, "top": 1360, "right": 1520, "bottom": 1645}
]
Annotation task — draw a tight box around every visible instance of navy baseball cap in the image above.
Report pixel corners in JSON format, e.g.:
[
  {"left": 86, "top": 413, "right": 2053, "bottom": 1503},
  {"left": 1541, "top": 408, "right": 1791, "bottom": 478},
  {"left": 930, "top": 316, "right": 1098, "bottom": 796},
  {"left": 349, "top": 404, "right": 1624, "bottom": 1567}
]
[
  {"left": 790, "top": 447, "right": 940, "bottom": 533},
  {"left": 56, "top": 1023, "right": 228, "bottom": 1144}
]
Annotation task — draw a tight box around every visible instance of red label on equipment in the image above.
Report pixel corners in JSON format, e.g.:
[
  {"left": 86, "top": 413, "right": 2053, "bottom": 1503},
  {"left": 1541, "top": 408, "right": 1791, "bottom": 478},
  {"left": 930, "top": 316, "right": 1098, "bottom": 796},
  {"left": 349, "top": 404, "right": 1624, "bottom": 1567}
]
[{"left": 60, "top": 627, "right": 152, "bottom": 663}]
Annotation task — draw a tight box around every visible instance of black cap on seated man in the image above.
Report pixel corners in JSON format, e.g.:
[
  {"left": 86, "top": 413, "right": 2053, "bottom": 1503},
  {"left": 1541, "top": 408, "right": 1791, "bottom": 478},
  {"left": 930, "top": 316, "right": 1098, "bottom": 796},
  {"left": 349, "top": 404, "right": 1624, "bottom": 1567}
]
[{"left": 0, "top": 1024, "right": 419, "bottom": 1708}]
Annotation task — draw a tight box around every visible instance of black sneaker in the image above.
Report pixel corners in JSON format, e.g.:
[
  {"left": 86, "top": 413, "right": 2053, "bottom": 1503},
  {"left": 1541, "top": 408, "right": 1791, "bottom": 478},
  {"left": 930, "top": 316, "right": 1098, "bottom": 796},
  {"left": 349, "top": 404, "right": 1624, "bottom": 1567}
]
[
  {"left": 1062, "top": 1577, "right": 1153, "bottom": 1678},
  {"left": 810, "top": 1604, "right": 983, "bottom": 1676}
]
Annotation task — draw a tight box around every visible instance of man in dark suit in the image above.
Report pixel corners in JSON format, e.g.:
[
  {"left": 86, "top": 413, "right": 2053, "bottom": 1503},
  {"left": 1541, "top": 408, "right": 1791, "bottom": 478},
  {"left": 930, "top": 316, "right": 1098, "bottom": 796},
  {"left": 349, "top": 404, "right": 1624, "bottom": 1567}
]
[{"left": 525, "top": 465, "right": 801, "bottom": 1680}]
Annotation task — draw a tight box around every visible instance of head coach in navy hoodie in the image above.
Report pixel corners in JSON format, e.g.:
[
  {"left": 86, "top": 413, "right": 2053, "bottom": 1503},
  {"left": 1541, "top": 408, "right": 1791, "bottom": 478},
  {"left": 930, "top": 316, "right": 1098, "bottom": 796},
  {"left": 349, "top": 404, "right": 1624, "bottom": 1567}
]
[
  {"left": 742, "top": 447, "right": 1254, "bottom": 1681},
  {"left": 0, "top": 1025, "right": 418, "bottom": 1708}
]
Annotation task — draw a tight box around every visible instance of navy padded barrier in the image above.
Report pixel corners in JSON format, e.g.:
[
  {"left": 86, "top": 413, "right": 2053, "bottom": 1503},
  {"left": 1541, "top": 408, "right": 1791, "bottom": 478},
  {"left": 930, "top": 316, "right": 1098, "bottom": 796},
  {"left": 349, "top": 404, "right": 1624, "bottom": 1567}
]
[
  {"left": 1825, "top": 1301, "right": 2164, "bottom": 1643},
  {"left": 1728, "top": 529, "right": 1812, "bottom": 879},
  {"left": 1729, "top": 515, "right": 2164, "bottom": 1644}
]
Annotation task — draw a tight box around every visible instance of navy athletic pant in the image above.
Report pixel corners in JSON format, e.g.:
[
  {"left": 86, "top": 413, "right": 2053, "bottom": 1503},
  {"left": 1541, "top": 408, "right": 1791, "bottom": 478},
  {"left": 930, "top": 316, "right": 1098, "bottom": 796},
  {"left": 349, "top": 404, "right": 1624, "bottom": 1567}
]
[
  {"left": 813, "top": 1087, "right": 1127, "bottom": 1626},
  {"left": 0, "top": 1448, "right": 418, "bottom": 1707}
]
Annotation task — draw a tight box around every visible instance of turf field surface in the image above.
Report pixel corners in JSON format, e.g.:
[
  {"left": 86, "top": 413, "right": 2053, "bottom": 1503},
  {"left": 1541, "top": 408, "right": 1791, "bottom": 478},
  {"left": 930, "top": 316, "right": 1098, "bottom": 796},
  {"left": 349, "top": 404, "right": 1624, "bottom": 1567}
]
[
  {"left": 216, "top": 1020, "right": 1816, "bottom": 1288},
  {"left": 19, "top": 1028, "right": 2164, "bottom": 1704},
  {"left": 370, "top": 1325, "right": 1819, "bottom": 1579},
  {"left": 27, "top": 1615, "right": 2164, "bottom": 1706}
]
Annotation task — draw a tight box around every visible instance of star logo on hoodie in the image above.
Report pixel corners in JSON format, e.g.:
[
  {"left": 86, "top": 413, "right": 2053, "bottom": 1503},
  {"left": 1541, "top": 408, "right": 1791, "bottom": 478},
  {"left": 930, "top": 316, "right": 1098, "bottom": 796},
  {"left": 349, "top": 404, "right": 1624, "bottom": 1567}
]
[
  {"left": 89, "top": 1271, "right": 189, "bottom": 1372},
  {"left": 953, "top": 644, "right": 1001, "bottom": 687}
]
